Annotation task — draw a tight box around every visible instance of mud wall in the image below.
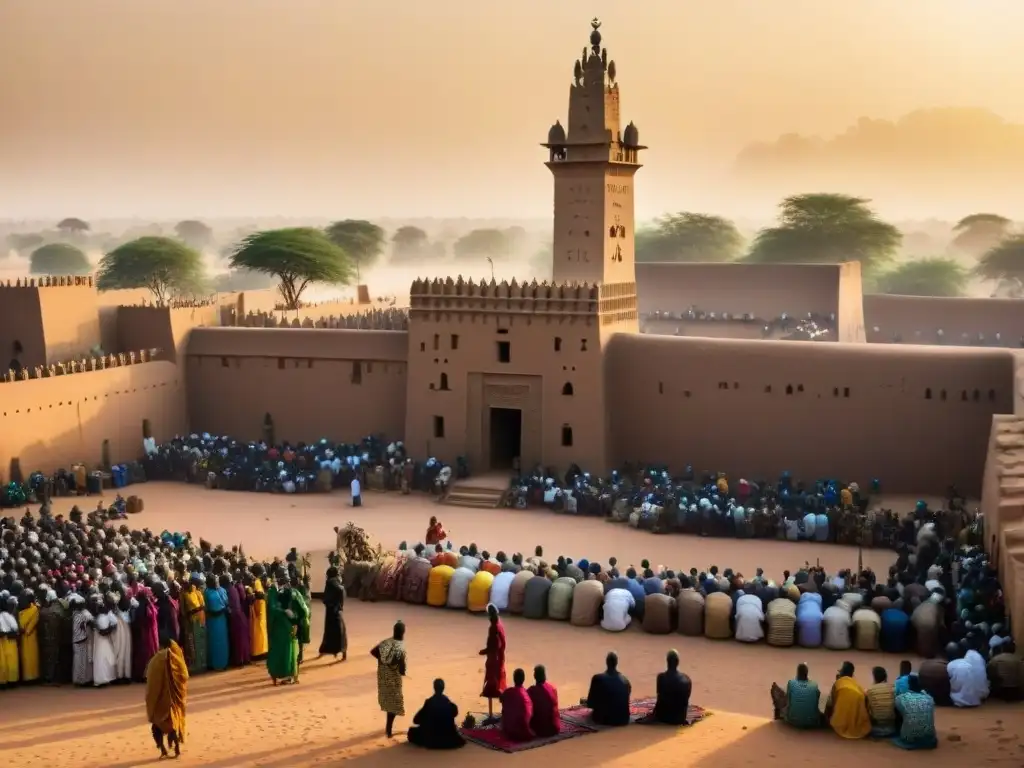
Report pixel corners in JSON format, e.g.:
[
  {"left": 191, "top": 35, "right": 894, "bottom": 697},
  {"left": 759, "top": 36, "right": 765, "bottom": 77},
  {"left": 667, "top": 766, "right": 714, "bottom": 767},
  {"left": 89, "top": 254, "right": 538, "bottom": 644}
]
[
  {"left": 117, "top": 304, "right": 219, "bottom": 362},
  {"left": 636, "top": 263, "right": 843, "bottom": 321},
  {"left": 606, "top": 334, "right": 1016, "bottom": 494},
  {"left": 0, "top": 361, "right": 187, "bottom": 478},
  {"left": 0, "top": 289, "right": 45, "bottom": 369},
  {"left": 835, "top": 262, "right": 866, "bottom": 343},
  {"left": 864, "top": 295, "right": 1024, "bottom": 345},
  {"left": 185, "top": 328, "right": 408, "bottom": 443}
]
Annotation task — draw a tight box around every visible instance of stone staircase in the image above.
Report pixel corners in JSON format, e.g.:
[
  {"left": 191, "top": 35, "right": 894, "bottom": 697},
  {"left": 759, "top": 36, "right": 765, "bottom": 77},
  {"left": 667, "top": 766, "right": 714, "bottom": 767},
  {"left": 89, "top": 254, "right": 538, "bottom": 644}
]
[{"left": 441, "top": 481, "right": 507, "bottom": 509}]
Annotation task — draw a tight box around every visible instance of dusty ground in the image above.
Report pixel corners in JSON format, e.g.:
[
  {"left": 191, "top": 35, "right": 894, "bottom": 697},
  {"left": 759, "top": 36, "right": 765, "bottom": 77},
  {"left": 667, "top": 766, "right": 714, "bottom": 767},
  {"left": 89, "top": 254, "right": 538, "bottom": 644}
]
[{"left": 1, "top": 484, "right": 1016, "bottom": 768}]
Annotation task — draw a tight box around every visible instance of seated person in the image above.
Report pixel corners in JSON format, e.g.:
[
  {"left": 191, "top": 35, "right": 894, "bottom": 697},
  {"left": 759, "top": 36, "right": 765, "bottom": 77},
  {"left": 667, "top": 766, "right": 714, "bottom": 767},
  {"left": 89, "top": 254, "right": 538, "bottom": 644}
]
[
  {"left": 582, "top": 651, "right": 632, "bottom": 726},
  {"left": 652, "top": 650, "right": 691, "bottom": 725},
  {"left": 500, "top": 668, "right": 534, "bottom": 742},
  {"left": 987, "top": 640, "right": 1023, "bottom": 701},
  {"left": 893, "top": 660, "right": 914, "bottom": 696},
  {"left": 892, "top": 675, "right": 938, "bottom": 750},
  {"left": 527, "top": 664, "right": 560, "bottom": 738},
  {"left": 917, "top": 658, "right": 952, "bottom": 706},
  {"left": 601, "top": 588, "right": 635, "bottom": 632},
  {"left": 947, "top": 642, "right": 988, "bottom": 707},
  {"left": 824, "top": 662, "right": 871, "bottom": 739},
  {"left": 865, "top": 666, "right": 897, "bottom": 737},
  {"left": 770, "top": 663, "right": 823, "bottom": 729},
  {"left": 408, "top": 678, "right": 465, "bottom": 750}
]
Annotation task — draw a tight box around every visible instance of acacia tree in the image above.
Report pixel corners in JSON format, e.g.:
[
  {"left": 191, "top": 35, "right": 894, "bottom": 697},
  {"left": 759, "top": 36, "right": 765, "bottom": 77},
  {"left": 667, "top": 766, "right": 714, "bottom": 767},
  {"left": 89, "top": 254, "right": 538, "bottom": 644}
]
[
  {"left": 325, "top": 219, "right": 385, "bottom": 284},
  {"left": 452, "top": 228, "right": 510, "bottom": 260},
  {"left": 390, "top": 225, "right": 429, "bottom": 263},
  {"left": 228, "top": 227, "right": 352, "bottom": 310},
  {"left": 951, "top": 213, "right": 1013, "bottom": 258},
  {"left": 57, "top": 217, "right": 90, "bottom": 236},
  {"left": 874, "top": 257, "right": 968, "bottom": 297},
  {"left": 96, "top": 236, "right": 206, "bottom": 304},
  {"left": 746, "top": 193, "right": 901, "bottom": 273},
  {"left": 174, "top": 219, "right": 214, "bottom": 251},
  {"left": 29, "top": 243, "right": 92, "bottom": 275},
  {"left": 636, "top": 212, "right": 744, "bottom": 262},
  {"left": 976, "top": 234, "right": 1024, "bottom": 286}
]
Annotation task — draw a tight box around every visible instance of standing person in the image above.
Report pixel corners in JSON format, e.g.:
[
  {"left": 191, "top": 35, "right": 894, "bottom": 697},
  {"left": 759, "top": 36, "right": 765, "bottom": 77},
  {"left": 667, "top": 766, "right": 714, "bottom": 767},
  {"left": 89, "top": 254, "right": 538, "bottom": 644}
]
[
  {"left": 92, "top": 595, "right": 118, "bottom": 687},
  {"left": 0, "top": 596, "right": 19, "bottom": 687},
  {"left": 371, "top": 620, "right": 408, "bottom": 738},
  {"left": 182, "top": 577, "right": 207, "bottom": 675},
  {"left": 351, "top": 474, "right": 362, "bottom": 507},
  {"left": 204, "top": 575, "right": 230, "bottom": 672},
  {"left": 112, "top": 593, "right": 133, "bottom": 683},
  {"left": 38, "top": 589, "right": 64, "bottom": 684},
  {"left": 266, "top": 585, "right": 299, "bottom": 685},
  {"left": 478, "top": 603, "right": 508, "bottom": 724},
  {"left": 145, "top": 637, "right": 189, "bottom": 760},
  {"left": 70, "top": 594, "right": 93, "bottom": 686},
  {"left": 318, "top": 567, "right": 348, "bottom": 662},
  {"left": 224, "top": 573, "right": 250, "bottom": 668},
  {"left": 132, "top": 588, "right": 160, "bottom": 681},
  {"left": 248, "top": 571, "right": 269, "bottom": 660},
  {"left": 17, "top": 590, "right": 40, "bottom": 684}
]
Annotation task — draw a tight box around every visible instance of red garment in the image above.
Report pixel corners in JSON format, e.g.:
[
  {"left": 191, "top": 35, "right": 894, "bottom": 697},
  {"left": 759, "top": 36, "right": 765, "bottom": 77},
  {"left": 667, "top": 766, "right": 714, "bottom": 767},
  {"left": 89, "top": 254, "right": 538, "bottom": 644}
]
[
  {"left": 500, "top": 686, "right": 534, "bottom": 742},
  {"left": 425, "top": 524, "right": 447, "bottom": 546},
  {"left": 528, "top": 681, "right": 560, "bottom": 737},
  {"left": 481, "top": 560, "right": 501, "bottom": 576},
  {"left": 480, "top": 620, "right": 507, "bottom": 698}
]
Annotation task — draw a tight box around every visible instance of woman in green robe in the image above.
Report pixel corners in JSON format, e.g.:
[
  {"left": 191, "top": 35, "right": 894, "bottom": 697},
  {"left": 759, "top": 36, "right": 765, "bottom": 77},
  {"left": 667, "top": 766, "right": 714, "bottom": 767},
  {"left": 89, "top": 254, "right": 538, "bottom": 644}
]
[
  {"left": 290, "top": 584, "right": 311, "bottom": 668},
  {"left": 266, "top": 586, "right": 299, "bottom": 685}
]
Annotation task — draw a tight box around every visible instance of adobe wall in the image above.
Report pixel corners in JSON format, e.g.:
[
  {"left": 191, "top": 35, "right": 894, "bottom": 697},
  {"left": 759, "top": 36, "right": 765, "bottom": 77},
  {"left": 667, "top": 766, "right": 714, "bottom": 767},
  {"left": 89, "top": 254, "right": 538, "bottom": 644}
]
[
  {"left": 117, "top": 303, "right": 219, "bottom": 363},
  {"left": 184, "top": 328, "right": 408, "bottom": 443},
  {"left": 37, "top": 284, "right": 102, "bottom": 362},
  {"left": 0, "top": 360, "right": 186, "bottom": 478},
  {"left": 605, "top": 334, "right": 1016, "bottom": 494},
  {"left": 864, "top": 295, "right": 1024, "bottom": 345},
  {"left": 640, "top": 319, "right": 816, "bottom": 340},
  {"left": 404, "top": 277, "right": 611, "bottom": 472},
  {"left": 0, "top": 288, "right": 45, "bottom": 369},
  {"left": 636, "top": 262, "right": 842, "bottom": 320},
  {"left": 835, "top": 262, "right": 866, "bottom": 343}
]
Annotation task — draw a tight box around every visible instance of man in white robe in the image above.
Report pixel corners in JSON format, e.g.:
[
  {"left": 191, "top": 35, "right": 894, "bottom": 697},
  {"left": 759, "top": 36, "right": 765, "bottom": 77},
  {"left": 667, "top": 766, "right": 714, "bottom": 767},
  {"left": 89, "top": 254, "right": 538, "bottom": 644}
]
[
  {"left": 601, "top": 588, "right": 635, "bottom": 632},
  {"left": 949, "top": 645, "right": 990, "bottom": 707},
  {"left": 92, "top": 602, "right": 118, "bottom": 687},
  {"left": 734, "top": 592, "right": 765, "bottom": 642},
  {"left": 823, "top": 603, "right": 853, "bottom": 650},
  {"left": 113, "top": 594, "right": 133, "bottom": 682}
]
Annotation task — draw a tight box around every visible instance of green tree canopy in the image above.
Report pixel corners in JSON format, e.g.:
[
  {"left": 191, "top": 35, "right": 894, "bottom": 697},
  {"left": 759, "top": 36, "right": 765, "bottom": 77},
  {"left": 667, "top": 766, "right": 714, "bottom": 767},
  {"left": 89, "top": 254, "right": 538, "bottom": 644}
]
[
  {"left": 96, "top": 236, "right": 206, "bottom": 304},
  {"left": 228, "top": 227, "right": 352, "bottom": 310},
  {"left": 29, "top": 243, "right": 92, "bottom": 275},
  {"left": 636, "top": 212, "right": 744, "bottom": 262},
  {"left": 57, "top": 217, "right": 90, "bottom": 235},
  {"left": 452, "top": 228, "right": 511, "bottom": 260},
  {"left": 174, "top": 219, "right": 214, "bottom": 250},
  {"left": 874, "top": 257, "right": 968, "bottom": 297},
  {"left": 325, "top": 219, "right": 386, "bottom": 283},
  {"left": 950, "top": 213, "right": 1013, "bottom": 258},
  {"left": 6, "top": 232, "right": 45, "bottom": 256},
  {"left": 745, "top": 193, "right": 901, "bottom": 271},
  {"left": 390, "top": 225, "right": 429, "bottom": 263},
  {"left": 975, "top": 234, "right": 1024, "bottom": 284}
]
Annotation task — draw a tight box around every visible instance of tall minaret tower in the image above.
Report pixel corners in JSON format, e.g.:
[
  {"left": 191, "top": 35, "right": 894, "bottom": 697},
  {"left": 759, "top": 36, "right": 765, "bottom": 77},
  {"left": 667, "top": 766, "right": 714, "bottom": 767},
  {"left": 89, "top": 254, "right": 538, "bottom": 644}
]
[{"left": 543, "top": 18, "right": 645, "bottom": 287}]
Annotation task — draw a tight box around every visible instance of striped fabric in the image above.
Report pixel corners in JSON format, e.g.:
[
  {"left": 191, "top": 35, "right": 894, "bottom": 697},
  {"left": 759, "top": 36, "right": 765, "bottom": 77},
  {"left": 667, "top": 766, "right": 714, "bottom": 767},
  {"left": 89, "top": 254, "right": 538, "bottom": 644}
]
[
  {"left": 767, "top": 599, "right": 797, "bottom": 647},
  {"left": 866, "top": 683, "right": 896, "bottom": 731}
]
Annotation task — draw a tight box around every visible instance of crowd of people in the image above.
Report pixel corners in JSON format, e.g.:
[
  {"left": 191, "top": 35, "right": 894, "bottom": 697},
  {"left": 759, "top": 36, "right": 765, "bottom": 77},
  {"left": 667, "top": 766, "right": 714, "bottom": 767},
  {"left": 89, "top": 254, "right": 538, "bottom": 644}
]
[{"left": 641, "top": 308, "right": 836, "bottom": 341}]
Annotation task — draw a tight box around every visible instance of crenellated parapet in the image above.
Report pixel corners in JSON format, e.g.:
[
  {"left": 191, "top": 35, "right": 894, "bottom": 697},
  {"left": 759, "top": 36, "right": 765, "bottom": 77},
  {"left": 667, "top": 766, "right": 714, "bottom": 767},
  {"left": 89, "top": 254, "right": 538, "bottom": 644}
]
[
  {"left": 0, "top": 275, "right": 94, "bottom": 289},
  {"left": 240, "top": 307, "right": 409, "bottom": 331},
  {"left": 2, "top": 348, "right": 162, "bottom": 383},
  {"left": 409, "top": 276, "right": 602, "bottom": 319},
  {"left": 117, "top": 297, "right": 218, "bottom": 309}
]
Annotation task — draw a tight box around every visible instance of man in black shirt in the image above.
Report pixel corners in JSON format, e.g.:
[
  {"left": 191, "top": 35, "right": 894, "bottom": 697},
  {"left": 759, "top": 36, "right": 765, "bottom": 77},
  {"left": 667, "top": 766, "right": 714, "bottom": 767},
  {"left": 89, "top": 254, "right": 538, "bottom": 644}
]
[{"left": 583, "top": 651, "right": 632, "bottom": 726}]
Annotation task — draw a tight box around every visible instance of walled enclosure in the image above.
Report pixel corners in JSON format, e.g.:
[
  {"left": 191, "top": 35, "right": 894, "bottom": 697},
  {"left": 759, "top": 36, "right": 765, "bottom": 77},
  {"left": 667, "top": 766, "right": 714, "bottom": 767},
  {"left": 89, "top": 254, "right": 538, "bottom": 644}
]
[
  {"left": 865, "top": 294, "right": 1024, "bottom": 345},
  {"left": 605, "top": 334, "right": 1016, "bottom": 495},
  {"left": 185, "top": 328, "right": 408, "bottom": 443}
]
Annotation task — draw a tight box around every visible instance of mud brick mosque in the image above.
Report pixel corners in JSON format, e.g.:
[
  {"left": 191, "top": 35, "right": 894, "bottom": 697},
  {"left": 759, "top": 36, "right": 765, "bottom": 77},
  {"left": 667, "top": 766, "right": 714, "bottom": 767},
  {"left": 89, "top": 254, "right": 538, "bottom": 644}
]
[{"left": 0, "top": 19, "right": 1021, "bottom": 635}]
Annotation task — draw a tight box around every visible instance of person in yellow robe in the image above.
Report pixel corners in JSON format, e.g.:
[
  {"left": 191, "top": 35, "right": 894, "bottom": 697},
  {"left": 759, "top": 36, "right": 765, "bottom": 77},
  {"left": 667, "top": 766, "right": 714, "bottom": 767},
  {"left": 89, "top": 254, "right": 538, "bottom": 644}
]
[
  {"left": 249, "top": 573, "right": 269, "bottom": 659},
  {"left": 0, "top": 596, "right": 20, "bottom": 687},
  {"left": 146, "top": 636, "right": 189, "bottom": 759},
  {"left": 824, "top": 662, "right": 871, "bottom": 739},
  {"left": 18, "top": 593, "right": 40, "bottom": 683}
]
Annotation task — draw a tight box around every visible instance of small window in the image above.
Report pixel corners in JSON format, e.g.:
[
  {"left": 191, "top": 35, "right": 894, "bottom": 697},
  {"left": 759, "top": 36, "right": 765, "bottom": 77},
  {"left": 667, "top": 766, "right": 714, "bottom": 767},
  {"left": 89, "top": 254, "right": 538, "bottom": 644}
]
[
  {"left": 733, "top": 382, "right": 739, "bottom": 390},
  {"left": 433, "top": 334, "right": 440, "bottom": 351},
  {"left": 797, "top": 384, "right": 804, "bottom": 393},
  {"left": 658, "top": 381, "right": 664, "bottom": 395},
  {"left": 940, "top": 389, "right": 947, "bottom": 401},
  {"left": 554, "top": 337, "right": 562, "bottom": 352},
  {"left": 562, "top": 382, "right": 574, "bottom": 396},
  {"left": 561, "top": 425, "right": 574, "bottom": 447},
  {"left": 972, "top": 389, "right": 980, "bottom": 402},
  {"left": 497, "top": 341, "right": 511, "bottom": 363},
  {"left": 683, "top": 390, "right": 691, "bottom": 398},
  {"left": 764, "top": 385, "right": 772, "bottom": 394},
  {"left": 961, "top": 390, "right": 968, "bottom": 402},
  {"left": 988, "top": 389, "right": 996, "bottom": 402},
  {"left": 925, "top": 388, "right": 932, "bottom": 400},
  {"left": 277, "top": 358, "right": 285, "bottom": 370},
  {"left": 221, "top": 356, "right": 229, "bottom": 368},
  {"left": 351, "top": 361, "right": 362, "bottom": 384},
  {"left": 785, "top": 384, "right": 793, "bottom": 395},
  {"left": 843, "top": 387, "right": 850, "bottom": 398},
  {"left": 433, "top": 416, "right": 445, "bottom": 438},
  {"left": 497, "top": 328, "right": 509, "bottom": 335},
  {"left": 419, "top": 342, "right": 426, "bottom": 352},
  {"left": 580, "top": 339, "right": 588, "bottom": 352},
  {"left": 307, "top": 359, "right": 314, "bottom": 369},
  {"left": 440, "top": 373, "right": 450, "bottom": 390},
  {"left": 450, "top": 334, "right": 459, "bottom": 350},
  {"left": 833, "top": 387, "right": 840, "bottom": 398}
]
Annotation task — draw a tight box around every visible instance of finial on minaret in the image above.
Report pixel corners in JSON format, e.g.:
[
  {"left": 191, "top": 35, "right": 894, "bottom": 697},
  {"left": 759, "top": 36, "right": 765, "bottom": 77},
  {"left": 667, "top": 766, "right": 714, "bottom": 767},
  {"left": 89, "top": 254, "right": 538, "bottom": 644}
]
[{"left": 590, "top": 18, "right": 602, "bottom": 54}]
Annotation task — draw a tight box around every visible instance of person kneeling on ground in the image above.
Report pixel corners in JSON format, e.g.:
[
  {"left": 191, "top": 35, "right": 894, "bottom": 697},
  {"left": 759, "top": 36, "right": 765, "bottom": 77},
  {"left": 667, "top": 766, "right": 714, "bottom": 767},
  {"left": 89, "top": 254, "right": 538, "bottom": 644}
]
[
  {"left": 865, "top": 666, "right": 897, "bottom": 737},
  {"left": 892, "top": 674, "right": 938, "bottom": 750},
  {"left": 582, "top": 651, "right": 632, "bottom": 726},
  {"left": 770, "top": 663, "right": 823, "bottom": 729},
  {"left": 651, "top": 649, "right": 691, "bottom": 725},
  {"left": 500, "top": 668, "right": 534, "bottom": 742},
  {"left": 825, "top": 661, "right": 871, "bottom": 739},
  {"left": 407, "top": 678, "right": 465, "bottom": 750},
  {"left": 527, "top": 665, "right": 560, "bottom": 738}
]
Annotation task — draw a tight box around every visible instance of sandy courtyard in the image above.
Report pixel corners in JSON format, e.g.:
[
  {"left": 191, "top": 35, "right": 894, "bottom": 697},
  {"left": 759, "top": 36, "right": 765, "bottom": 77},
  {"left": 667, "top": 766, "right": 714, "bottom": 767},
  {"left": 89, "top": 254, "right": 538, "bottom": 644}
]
[{"left": 1, "top": 484, "right": 1018, "bottom": 767}]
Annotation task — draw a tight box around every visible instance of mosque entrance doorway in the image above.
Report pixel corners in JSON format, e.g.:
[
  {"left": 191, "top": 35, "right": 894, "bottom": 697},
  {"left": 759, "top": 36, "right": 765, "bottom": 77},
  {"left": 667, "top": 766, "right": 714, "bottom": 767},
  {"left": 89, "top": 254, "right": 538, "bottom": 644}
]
[{"left": 489, "top": 407, "right": 522, "bottom": 470}]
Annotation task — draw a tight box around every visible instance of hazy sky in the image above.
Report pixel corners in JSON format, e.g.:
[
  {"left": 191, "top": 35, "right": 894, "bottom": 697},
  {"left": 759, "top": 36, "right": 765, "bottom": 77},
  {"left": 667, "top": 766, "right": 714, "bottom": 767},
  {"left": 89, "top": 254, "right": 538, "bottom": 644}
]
[{"left": 2, "top": 0, "right": 1023, "bottom": 220}]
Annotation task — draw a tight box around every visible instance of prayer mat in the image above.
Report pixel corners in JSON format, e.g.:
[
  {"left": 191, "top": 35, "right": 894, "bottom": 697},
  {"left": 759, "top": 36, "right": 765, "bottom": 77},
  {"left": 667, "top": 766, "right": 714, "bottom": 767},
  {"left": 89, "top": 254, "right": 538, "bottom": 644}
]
[
  {"left": 460, "top": 712, "right": 597, "bottom": 753},
  {"left": 560, "top": 698, "right": 712, "bottom": 731}
]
